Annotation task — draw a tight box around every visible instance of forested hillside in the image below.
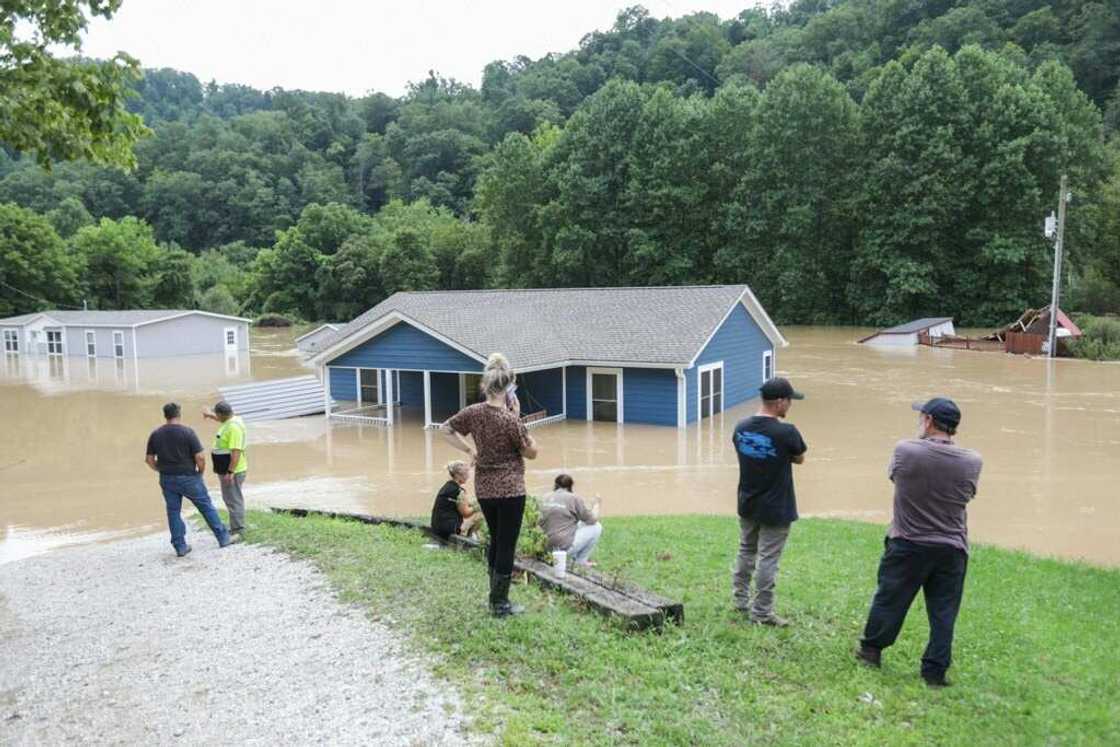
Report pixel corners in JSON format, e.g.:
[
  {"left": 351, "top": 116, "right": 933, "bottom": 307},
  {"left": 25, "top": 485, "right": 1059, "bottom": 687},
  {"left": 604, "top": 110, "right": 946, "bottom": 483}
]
[{"left": 2, "top": 2, "right": 1118, "bottom": 326}]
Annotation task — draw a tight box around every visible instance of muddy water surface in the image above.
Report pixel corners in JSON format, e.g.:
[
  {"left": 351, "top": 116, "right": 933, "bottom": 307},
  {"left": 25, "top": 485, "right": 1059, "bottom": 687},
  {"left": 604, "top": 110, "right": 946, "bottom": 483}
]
[{"left": 1, "top": 327, "right": 1117, "bottom": 565}]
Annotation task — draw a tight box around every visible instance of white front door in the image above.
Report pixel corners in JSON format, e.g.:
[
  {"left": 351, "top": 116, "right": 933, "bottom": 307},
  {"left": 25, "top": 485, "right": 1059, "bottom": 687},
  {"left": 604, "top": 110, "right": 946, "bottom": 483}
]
[
  {"left": 224, "top": 326, "right": 238, "bottom": 353},
  {"left": 587, "top": 367, "right": 623, "bottom": 423}
]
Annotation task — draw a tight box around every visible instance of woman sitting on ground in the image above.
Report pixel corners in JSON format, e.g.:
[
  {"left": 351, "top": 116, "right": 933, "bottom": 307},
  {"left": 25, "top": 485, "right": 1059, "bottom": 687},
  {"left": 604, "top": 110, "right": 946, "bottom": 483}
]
[
  {"left": 539, "top": 474, "right": 602, "bottom": 567},
  {"left": 430, "top": 460, "right": 482, "bottom": 541}
]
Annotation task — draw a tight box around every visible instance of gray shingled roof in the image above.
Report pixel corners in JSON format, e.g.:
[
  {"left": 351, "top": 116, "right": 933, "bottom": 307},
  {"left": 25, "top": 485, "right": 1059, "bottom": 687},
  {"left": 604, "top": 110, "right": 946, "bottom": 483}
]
[
  {"left": 0, "top": 310, "right": 248, "bottom": 326},
  {"left": 316, "top": 286, "right": 781, "bottom": 369},
  {"left": 879, "top": 317, "right": 954, "bottom": 334}
]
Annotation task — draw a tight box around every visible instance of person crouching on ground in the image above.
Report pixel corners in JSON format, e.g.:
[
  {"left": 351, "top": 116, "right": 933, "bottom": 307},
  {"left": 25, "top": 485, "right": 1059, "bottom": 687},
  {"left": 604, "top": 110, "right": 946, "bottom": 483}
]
[
  {"left": 145, "top": 402, "right": 238, "bottom": 557},
  {"left": 203, "top": 400, "right": 248, "bottom": 536},
  {"left": 540, "top": 474, "right": 602, "bottom": 567},
  {"left": 441, "top": 353, "right": 539, "bottom": 617},
  {"left": 855, "top": 397, "right": 983, "bottom": 688},
  {"left": 431, "top": 460, "right": 483, "bottom": 541},
  {"left": 731, "top": 377, "right": 807, "bottom": 627}
]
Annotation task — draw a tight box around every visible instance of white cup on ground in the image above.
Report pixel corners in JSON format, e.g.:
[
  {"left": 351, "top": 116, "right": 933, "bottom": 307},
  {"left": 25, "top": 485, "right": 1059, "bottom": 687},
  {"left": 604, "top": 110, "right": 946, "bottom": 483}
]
[{"left": 552, "top": 550, "right": 567, "bottom": 578}]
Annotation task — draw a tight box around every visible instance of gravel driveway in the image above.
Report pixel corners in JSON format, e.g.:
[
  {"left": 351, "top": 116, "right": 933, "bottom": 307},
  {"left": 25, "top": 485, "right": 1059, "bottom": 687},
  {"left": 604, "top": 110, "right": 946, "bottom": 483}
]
[{"left": 0, "top": 533, "right": 477, "bottom": 745}]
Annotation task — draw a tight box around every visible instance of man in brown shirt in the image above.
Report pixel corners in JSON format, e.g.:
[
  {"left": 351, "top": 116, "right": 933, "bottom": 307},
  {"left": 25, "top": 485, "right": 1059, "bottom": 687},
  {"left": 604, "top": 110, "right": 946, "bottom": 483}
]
[{"left": 856, "top": 397, "right": 983, "bottom": 687}]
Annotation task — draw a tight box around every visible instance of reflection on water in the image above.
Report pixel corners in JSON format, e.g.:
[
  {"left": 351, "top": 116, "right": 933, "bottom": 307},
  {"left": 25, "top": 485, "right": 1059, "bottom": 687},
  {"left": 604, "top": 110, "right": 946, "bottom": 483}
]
[
  {"left": 0, "top": 349, "right": 254, "bottom": 395},
  {"left": 0, "top": 327, "right": 1117, "bottom": 566}
]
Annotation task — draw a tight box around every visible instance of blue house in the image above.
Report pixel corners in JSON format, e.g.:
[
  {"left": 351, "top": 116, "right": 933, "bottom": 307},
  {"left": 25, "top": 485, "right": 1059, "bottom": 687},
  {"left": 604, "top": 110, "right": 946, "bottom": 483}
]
[{"left": 309, "top": 286, "right": 788, "bottom": 429}]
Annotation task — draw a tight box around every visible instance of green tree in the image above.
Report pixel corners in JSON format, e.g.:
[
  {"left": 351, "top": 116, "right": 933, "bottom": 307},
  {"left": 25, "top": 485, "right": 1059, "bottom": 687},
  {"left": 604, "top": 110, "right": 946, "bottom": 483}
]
[
  {"left": 379, "top": 229, "right": 438, "bottom": 295},
  {"left": 148, "top": 245, "right": 195, "bottom": 307},
  {"left": 317, "top": 234, "right": 385, "bottom": 320},
  {"left": 475, "top": 127, "right": 556, "bottom": 287},
  {"left": 71, "top": 216, "right": 161, "bottom": 308},
  {"left": 198, "top": 284, "right": 240, "bottom": 316},
  {"left": 293, "top": 202, "right": 374, "bottom": 255},
  {"left": 1, "top": 1, "right": 148, "bottom": 168},
  {"left": 45, "top": 195, "right": 93, "bottom": 238},
  {"left": 721, "top": 65, "right": 860, "bottom": 322},
  {"left": 252, "top": 228, "right": 322, "bottom": 319},
  {"left": 430, "top": 221, "right": 495, "bottom": 290},
  {"left": 0, "top": 202, "right": 83, "bottom": 314}
]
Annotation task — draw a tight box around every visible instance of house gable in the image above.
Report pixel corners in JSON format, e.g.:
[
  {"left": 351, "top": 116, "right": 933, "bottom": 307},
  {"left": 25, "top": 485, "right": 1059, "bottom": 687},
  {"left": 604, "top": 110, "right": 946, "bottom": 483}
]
[
  {"left": 687, "top": 302, "right": 773, "bottom": 423},
  {"left": 327, "top": 320, "right": 483, "bottom": 373}
]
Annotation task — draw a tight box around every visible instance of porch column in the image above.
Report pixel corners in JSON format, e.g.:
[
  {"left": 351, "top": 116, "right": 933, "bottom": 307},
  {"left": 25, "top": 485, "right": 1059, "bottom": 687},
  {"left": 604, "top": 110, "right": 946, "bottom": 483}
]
[
  {"left": 385, "top": 367, "right": 395, "bottom": 425},
  {"left": 423, "top": 370, "right": 432, "bottom": 427},
  {"left": 562, "top": 367, "right": 567, "bottom": 417},
  {"left": 323, "top": 367, "right": 333, "bottom": 418},
  {"left": 676, "top": 368, "right": 686, "bottom": 429}
]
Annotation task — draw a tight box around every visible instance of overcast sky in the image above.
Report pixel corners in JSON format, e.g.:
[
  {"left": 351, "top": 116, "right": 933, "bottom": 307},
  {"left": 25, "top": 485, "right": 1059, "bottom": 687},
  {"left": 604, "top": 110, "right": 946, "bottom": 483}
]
[{"left": 76, "top": 1, "right": 764, "bottom": 97}]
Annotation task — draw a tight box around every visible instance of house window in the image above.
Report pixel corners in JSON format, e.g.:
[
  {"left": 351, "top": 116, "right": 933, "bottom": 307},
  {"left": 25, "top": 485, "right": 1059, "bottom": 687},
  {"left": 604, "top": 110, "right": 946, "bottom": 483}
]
[
  {"left": 224, "top": 327, "right": 238, "bottom": 351},
  {"left": 762, "top": 350, "right": 774, "bottom": 382},
  {"left": 113, "top": 330, "right": 125, "bottom": 359},
  {"left": 2, "top": 329, "right": 17, "bottom": 353},
  {"left": 587, "top": 368, "right": 623, "bottom": 423},
  {"left": 359, "top": 368, "right": 379, "bottom": 405},
  {"left": 46, "top": 330, "right": 63, "bottom": 356},
  {"left": 85, "top": 330, "right": 96, "bottom": 358},
  {"left": 698, "top": 361, "right": 724, "bottom": 419}
]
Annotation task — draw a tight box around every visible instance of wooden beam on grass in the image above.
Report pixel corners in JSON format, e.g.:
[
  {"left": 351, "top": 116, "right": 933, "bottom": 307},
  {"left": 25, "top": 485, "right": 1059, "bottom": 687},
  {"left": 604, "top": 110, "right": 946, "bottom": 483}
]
[{"left": 270, "top": 506, "right": 678, "bottom": 631}]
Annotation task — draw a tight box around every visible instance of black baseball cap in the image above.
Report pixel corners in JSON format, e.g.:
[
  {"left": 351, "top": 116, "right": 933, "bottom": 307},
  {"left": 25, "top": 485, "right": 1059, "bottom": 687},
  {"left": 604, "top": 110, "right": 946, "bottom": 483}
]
[
  {"left": 912, "top": 397, "right": 961, "bottom": 429},
  {"left": 760, "top": 377, "right": 805, "bottom": 401}
]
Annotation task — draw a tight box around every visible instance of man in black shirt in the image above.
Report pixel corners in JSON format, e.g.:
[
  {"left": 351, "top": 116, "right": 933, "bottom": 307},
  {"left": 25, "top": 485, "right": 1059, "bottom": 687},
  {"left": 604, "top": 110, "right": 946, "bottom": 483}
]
[
  {"left": 145, "top": 402, "right": 235, "bottom": 557},
  {"left": 731, "top": 377, "right": 807, "bottom": 626}
]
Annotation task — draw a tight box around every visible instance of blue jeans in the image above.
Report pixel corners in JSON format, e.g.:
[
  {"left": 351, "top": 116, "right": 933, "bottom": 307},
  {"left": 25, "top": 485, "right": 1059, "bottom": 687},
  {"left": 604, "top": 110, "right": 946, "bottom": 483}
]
[
  {"left": 568, "top": 522, "right": 602, "bottom": 564},
  {"left": 159, "top": 473, "right": 229, "bottom": 551}
]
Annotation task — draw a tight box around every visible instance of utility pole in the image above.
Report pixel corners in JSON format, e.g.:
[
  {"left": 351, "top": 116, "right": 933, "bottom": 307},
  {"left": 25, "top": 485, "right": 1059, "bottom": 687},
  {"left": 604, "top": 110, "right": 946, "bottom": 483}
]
[{"left": 1046, "top": 174, "right": 1069, "bottom": 358}]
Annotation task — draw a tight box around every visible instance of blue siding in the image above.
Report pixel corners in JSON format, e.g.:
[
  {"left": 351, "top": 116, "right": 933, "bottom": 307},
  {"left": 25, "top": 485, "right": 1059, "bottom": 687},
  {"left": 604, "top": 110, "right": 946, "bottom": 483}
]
[
  {"left": 328, "top": 321, "right": 482, "bottom": 372},
  {"left": 431, "top": 372, "right": 460, "bottom": 422},
  {"left": 566, "top": 366, "right": 587, "bottom": 420},
  {"left": 329, "top": 367, "right": 357, "bottom": 401},
  {"left": 688, "top": 302, "right": 772, "bottom": 423},
  {"left": 520, "top": 368, "right": 564, "bottom": 416},
  {"left": 399, "top": 370, "right": 423, "bottom": 407},
  {"left": 622, "top": 368, "right": 678, "bottom": 426}
]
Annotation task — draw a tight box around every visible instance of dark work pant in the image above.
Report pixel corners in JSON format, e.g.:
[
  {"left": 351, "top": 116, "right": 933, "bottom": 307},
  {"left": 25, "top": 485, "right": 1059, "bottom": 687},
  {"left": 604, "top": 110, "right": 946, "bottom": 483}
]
[
  {"left": 478, "top": 495, "right": 525, "bottom": 576},
  {"left": 861, "top": 537, "right": 968, "bottom": 677}
]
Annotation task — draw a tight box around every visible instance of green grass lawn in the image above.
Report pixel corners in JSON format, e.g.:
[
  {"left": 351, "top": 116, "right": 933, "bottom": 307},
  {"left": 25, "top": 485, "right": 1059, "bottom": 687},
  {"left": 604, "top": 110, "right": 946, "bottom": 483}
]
[{"left": 243, "top": 511, "right": 1119, "bottom": 745}]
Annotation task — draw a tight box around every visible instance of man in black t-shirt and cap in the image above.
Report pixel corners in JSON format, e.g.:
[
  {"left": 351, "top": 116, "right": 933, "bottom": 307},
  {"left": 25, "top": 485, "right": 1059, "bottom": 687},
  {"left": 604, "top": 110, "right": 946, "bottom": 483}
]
[
  {"left": 731, "top": 377, "right": 807, "bottom": 627},
  {"left": 145, "top": 402, "right": 236, "bottom": 557}
]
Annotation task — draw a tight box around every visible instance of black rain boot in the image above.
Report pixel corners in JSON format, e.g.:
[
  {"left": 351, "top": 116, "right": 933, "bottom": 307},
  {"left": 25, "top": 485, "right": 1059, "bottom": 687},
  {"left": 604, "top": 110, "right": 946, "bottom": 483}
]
[{"left": 489, "top": 573, "right": 524, "bottom": 618}]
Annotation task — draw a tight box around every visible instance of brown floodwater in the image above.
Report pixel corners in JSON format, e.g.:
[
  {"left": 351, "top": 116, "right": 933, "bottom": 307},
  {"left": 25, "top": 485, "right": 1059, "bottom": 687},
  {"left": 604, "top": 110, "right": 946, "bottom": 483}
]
[{"left": 1, "top": 327, "right": 1117, "bottom": 566}]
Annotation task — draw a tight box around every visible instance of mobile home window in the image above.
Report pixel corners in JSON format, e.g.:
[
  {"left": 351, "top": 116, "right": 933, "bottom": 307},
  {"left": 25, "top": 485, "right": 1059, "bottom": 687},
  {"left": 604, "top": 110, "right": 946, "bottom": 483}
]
[
  {"left": 762, "top": 350, "right": 774, "bottom": 382},
  {"left": 85, "top": 330, "right": 96, "bottom": 357},
  {"left": 113, "top": 330, "right": 125, "bottom": 359},
  {"left": 46, "top": 330, "right": 63, "bottom": 355},
  {"left": 2, "top": 329, "right": 17, "bottom": 353}
]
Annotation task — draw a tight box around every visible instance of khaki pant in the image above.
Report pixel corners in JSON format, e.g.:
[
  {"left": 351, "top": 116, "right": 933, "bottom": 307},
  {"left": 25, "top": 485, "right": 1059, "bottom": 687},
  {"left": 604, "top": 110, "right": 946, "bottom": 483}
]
[
  {"left": 220, "top": 472, "right": 247, "bottom": 532},
  {"left": 732, "top": 517, "right": 790, "bottom": 618}
]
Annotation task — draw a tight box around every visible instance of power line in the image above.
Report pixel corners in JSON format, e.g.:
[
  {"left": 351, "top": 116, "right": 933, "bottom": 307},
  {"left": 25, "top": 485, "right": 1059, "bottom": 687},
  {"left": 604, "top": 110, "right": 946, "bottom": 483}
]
[
  {"left": 668, "top": 46, "right": 721, "bottom": 87},
  {"left": 0, "top": 279, "right": 84, "bottom": 310}
]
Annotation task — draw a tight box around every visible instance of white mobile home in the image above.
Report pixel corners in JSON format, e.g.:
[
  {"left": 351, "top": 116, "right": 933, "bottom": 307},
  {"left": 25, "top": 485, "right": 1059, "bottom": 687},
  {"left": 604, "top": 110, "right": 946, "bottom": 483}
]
[
  {"left": 295, "top": 323, "right": 342, "bottom": 355},
  {"left": 858, "top": 317, "right": 956, "bottom": 347},
  {"left": 0, "top": 310, "right": 251, "bottom": 359}
]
